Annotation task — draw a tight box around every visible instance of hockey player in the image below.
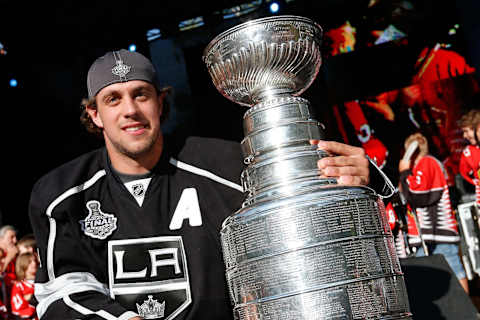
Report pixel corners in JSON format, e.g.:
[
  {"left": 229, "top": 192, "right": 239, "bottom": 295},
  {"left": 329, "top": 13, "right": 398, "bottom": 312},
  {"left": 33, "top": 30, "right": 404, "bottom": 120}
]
[{"left": 29, "top": 49, "right": 373, "bottom": 319}]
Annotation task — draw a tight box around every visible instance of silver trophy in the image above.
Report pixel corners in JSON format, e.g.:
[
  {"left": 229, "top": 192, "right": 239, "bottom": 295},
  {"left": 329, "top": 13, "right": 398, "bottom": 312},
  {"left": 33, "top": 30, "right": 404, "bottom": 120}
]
[{"left": 203, "top": 15, "right": 412, "bottom": 319}]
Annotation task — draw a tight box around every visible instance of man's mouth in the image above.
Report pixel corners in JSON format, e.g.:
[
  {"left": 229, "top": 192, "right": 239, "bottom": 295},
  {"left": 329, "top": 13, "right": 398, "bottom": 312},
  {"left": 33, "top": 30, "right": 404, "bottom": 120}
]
[{"left": 125, "top": 125, "right": 146, "bottom": 132}]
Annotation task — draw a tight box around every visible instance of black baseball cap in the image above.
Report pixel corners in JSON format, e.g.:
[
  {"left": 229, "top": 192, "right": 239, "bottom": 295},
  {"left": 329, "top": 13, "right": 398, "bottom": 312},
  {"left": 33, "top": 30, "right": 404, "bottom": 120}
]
[{"left": 87, "top": 49, "right": 160, "bottom": 98}]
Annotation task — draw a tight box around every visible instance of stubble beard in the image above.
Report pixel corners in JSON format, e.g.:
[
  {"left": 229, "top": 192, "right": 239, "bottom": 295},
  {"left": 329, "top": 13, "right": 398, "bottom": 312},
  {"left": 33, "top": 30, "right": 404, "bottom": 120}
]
[{"left": 112, "top": 129, "right": 161, "bottom": 160}]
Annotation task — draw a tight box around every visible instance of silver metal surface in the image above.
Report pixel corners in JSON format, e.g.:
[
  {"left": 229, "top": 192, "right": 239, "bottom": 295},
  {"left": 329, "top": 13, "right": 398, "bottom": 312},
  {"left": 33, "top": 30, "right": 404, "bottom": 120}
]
[
  {"left": 241, "top": 148, "right": 330, "bottom": 194},
  {"left": 204, "top": 15, "right": 411, "bottom": 320},
  {"left": 241, "top": 120, "right": 323, "bottom": 158},
  {"left": 203, "top": 16, "right": 322, "bottom": 106},
  {"left": 457, "top": 201, "right": 480, "bottom": 277},
  {"left": 233, "top": 276, "right": 411, "bottom": 320},
  {"left": 243, "top": 97, "right": 313, "bottom": 134}
]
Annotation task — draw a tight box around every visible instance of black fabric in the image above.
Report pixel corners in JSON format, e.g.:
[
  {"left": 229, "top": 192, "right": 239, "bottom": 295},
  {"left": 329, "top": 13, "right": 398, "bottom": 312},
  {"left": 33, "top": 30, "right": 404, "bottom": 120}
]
[
  {"left": 29, "top": 136, "right": 245, "bottom": 320},
  {"left": 401, "top": 254, "right": 478, "bottom": 320}
]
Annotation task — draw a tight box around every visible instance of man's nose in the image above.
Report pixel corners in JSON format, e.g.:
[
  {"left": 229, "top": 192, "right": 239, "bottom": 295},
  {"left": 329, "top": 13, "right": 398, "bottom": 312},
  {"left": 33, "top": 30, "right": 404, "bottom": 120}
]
[{"left": 123, "top": 97, "right": 139, "bottom": 116}]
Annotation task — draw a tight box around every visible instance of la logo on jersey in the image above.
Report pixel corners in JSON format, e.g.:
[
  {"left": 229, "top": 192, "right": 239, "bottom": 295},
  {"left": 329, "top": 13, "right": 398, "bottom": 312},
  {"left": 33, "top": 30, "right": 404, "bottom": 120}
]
[
  {"left": 80, "top": 200, "right": 118, "bottom": 240},
  {"left": 169, "top": 188, "right": 203, "bottom": 230},
  {"left": 108, "top": 236, "right": 191, "bottom": 319}
]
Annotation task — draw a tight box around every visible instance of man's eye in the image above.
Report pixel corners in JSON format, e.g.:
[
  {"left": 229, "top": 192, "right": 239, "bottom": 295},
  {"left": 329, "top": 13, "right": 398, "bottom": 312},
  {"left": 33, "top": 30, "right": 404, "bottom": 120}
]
[
  {"left": 106, "top": 96, "right": 119, "bottom": 104},
  {"left": 136, "top": 93, "right": 148, "bottom": 100}
]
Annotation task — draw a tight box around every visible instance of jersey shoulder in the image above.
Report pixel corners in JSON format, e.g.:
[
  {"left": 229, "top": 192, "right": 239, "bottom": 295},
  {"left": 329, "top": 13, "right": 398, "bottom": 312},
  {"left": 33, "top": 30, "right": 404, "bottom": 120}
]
[
  {"left": 29, "top": 148, "right": 106, "bottom": 211},
  {"left": 171, "top": 136, "right": 244, "bottom": 184},
  {"left": 416, "top": 155, "right": 444, "bottom": 173}
]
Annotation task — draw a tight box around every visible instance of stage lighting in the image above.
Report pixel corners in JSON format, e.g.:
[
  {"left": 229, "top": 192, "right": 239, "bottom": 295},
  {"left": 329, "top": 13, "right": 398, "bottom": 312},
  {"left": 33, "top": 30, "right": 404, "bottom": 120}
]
[
  {"left": 9, "top": 79, "right": 17, "bottom": 87},
  {"left": 0, "top": 41, "right": 6, "bottom": 55},
  {"left": 128, "top": 44, "right": 137, "bottom": 52},
  {"left": 269, "top": 2, "right": 280, "bottom": 13},
  {"left": 146, "top": 29, "right": 162, "bottom": 41}
]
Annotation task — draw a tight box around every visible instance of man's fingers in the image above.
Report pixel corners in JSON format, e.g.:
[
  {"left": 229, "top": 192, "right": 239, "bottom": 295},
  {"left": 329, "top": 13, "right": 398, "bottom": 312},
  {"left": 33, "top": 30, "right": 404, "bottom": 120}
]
[
  {"left": 317, "top": 140, "right": 366, "bottom": 157},
  {"left": 314, "top": 140, "right": 370, "bottom": 186},
  {"left": 318, "top": 155, "right": 369, "bottom": 169},
  {"left": 337, "top": 175, "right": 369, "bottom": 186},
  {"left": 321, "top": 164, "right": 368, "bottom": 178}
]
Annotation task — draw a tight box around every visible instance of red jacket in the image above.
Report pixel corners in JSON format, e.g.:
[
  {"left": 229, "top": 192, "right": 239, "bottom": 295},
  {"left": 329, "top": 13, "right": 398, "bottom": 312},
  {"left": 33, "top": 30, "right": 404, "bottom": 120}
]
[
  {"left": 459, "top": 144, "right": 480, "bottom": 206},
  {"left": 400, "top": 155, "right": 459, "bottom": 245},
  {"left": 10, "top": 280, "right": 38, "bottom": 320}
]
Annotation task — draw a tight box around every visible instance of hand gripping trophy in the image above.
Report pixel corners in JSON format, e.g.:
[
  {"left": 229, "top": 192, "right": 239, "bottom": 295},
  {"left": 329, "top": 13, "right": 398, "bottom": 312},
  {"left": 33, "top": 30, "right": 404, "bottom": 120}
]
[{"left": 203, "top": 16, "right": 412, "bottom": 320}]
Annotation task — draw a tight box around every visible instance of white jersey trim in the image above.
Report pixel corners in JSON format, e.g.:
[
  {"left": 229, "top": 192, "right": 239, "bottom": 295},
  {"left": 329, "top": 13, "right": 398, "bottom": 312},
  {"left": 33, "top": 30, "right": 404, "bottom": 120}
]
[
  {"left": 35, "top": 272, "right": 110, "bottom": 318},
  {"left": 408, "top": 234, "right": 460, "bottom": 243},
  {"left": 45, "top": 170, "right": 106, "bottom": 280},
  {"left": 63, "top": 295, "right": 138, "bottom": 320},
  {"left": 169, "top": 158, "right": 243, "bottom": 192}
]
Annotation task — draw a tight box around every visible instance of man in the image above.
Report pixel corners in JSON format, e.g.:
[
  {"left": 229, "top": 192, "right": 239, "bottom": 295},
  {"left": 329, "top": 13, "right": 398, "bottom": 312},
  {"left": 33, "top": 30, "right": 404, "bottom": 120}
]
[
  {"left": 0, "top": 226, "right": 18, "bottom": 272},
  {"left": 0, "top": 225, "right": 18, "bottom": 317},
  {"left": 29, "top": 49, "right": 372, "bottom": 320},
  {"left": 398, "top": 133, "right": 467, "bottom": 293},
  {"left": 459, "top": 109, "right": 480, "bottom": 206}
]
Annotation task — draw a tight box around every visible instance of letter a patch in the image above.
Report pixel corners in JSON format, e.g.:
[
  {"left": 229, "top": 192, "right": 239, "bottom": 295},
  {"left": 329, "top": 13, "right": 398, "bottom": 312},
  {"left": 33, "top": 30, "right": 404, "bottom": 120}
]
[{"left": 169, "top": 188, "right": 203, "bottom": 230}]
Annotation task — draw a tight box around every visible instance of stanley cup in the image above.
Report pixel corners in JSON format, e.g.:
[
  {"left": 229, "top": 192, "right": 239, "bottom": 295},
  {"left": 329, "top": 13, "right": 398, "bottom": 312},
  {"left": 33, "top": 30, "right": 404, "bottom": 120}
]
[{"left": 203, "top": 15, "right": 412, "bottom": 319}]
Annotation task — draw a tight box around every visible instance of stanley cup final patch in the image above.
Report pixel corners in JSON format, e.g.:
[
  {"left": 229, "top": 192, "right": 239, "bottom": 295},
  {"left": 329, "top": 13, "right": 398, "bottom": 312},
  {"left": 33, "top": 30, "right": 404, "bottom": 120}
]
[
  {"left": 79, "top": 200, "right": 118, "bottom": 240},
  {"left": 112, "top": 59, "right": 131, "bottom": 78},
  {"left": 108, "top": 236, "right": 191, "bottom": 319}
]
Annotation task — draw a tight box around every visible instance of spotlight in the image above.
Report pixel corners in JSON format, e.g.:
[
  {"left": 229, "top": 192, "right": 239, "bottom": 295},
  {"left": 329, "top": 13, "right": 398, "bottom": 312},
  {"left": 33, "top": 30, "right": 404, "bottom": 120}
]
[
  {"left": 146, "top": 28, "right": 162, "bottom": 41},
  {"left": 9, "top": 79, "right": 17, "bottom": 87},
  {"left": 128, "top": 44, "right": 137, "bottom": 52},
  {"left": 269, "top": 2, "right": 280, "bottom": 13}
]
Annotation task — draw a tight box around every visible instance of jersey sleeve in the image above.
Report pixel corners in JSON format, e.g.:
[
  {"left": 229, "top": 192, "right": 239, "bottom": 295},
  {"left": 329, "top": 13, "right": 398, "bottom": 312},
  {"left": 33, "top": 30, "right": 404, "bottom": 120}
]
[
  {"left": 28, "top": 177, "right": 138, "bottom": 320},
  {"left": 399, "top": 157, "right": 444, "bottom": 208}
]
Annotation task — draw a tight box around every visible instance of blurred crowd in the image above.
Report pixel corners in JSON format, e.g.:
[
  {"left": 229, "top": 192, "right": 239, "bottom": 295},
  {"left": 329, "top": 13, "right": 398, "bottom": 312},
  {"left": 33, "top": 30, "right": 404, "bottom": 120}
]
[
  {"left": 0, "top": 226, "right": 38, "bottom": 320},
  {"left": 386, "top": 109, "right": 480, "bottom": 297}
]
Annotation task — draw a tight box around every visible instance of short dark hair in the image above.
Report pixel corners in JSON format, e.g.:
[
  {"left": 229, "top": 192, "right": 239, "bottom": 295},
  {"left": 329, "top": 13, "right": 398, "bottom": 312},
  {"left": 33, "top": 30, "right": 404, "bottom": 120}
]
[{"left": 18, "top": 234, "right": 36, "bottom": 249}]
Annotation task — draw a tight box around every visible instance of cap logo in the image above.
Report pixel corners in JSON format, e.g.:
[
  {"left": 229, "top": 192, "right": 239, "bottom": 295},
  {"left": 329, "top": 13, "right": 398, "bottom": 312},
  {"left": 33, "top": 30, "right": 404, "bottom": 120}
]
[{"left": 112, "top": 59, "right": 131, "bottom": 78}]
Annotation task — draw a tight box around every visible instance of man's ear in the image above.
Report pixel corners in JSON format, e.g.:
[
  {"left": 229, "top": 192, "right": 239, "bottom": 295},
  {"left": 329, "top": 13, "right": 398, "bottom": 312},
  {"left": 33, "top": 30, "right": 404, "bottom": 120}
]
[{"left": 86, "top": 103, "right": 104, "bottom": 129}]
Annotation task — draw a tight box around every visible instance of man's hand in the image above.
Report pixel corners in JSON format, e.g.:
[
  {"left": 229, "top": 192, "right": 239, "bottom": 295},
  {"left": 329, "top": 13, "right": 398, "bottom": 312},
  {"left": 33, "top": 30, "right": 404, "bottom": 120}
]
[
  {"left": 315, "top": 140, "right": 369, "bottom": 186},
  {"left": 2, "top": 244, "right": 18, "bottom": 271},
  {"left": 129, "top": 317, "right": 142, "bottom": 320}
]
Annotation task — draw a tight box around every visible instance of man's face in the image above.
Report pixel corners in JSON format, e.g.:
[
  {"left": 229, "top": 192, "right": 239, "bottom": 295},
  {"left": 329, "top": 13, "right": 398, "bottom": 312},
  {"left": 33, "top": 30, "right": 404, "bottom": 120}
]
[
  {"left": 462, "top": 126, "right": 477, "bottom": 145},
  {"left": 1, "top": 230, "right": 17, "bottom": 247},
  {"left": 88, "top": 80, "right": 164, "bottom": 164},
  {"left": 18, "top": 244, "right": 34, "bottom": 255}
]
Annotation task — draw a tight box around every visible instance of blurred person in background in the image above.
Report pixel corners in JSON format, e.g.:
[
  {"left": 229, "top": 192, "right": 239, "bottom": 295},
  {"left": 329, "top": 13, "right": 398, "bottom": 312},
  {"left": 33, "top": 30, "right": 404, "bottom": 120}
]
[
  {"left": 16, "top": 236, "right": 36, "bottom": 256},
  {"left": 11, "top": 253, "right": 38, "bottom": 320},
  {"left": 459, "top": 109, "right": 480, "bottom": 207},
  {"left": 399, "top": 132, "right": 467, "bottom": 293}
]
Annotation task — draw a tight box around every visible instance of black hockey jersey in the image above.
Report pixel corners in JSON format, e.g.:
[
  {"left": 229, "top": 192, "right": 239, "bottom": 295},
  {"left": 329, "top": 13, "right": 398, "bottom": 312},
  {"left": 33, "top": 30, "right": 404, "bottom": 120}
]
[{"left": 29, "top": 136, "right": 245, "bottom": 320}]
